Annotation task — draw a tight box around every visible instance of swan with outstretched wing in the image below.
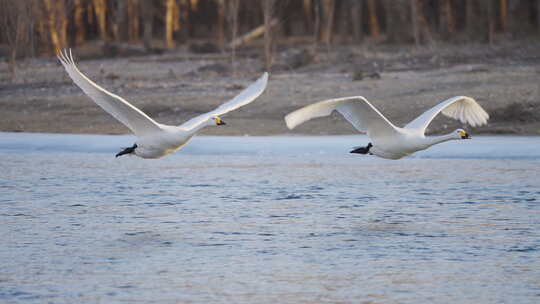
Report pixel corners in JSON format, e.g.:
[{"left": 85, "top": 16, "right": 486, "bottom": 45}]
[
  {"left": 58, "top": 49, "right": 268, "bottom": 158},
  {"left": 285, "top": 96, "right": 489, "bottom": 159}
]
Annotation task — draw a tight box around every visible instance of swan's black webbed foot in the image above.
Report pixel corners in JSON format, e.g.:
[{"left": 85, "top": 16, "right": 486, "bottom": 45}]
[
  {"left": 350, "top": 143, "right": 372, "bottom": 154},
  {"left": 116, "top": 144, "right": 137, "bottom": 157}
]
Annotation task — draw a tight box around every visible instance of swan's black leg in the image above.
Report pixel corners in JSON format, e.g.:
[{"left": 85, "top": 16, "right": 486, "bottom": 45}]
[
  {"left": 116, "top": 144, "right": 137, "bottom": 157},
  {"left": 350, "top": 143, "right": 372, "bottom": 154}
]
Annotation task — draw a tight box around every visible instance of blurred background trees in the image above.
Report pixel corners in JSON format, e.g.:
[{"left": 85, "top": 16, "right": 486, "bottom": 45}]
[{"left": 1, "top": 0, "right": 539, "bottom": 69}]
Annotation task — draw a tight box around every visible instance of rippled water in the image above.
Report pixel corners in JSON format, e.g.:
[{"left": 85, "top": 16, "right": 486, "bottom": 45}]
[{"left": 1, "top": 133, "right": 539, "bottom": 303}]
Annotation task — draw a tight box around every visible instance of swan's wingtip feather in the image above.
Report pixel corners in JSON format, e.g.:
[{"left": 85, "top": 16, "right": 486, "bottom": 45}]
[
  {"left": 258, "top": 72, "right": 269, "bottom": 84},
  {"left": 284, "top": 113, "right": 298, "bottom": 130}
]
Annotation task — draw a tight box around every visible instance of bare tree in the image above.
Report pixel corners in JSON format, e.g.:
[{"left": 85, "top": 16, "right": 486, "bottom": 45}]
[
  {"left": 216, "top": 0, "right": 226, "bottom": 49},
  {"left": 227, "top": 0, "right": 240, "bottom": 75},
  {"left": 93, "top": 0, "right": 108, "bottom": 41},
  {"left": 73, "top": 0, "right": 86, "bottom": 45},
  {"left": 537, "top": 0, "right": 540, "bottom": 34},
  {"left": 319, "top": 0, "right": 335, "bottom": 45},
  {"left": 366, "top": 0, "right": 381, "bottom": 39},
  {"left": 411, "top": 0, "right": 420, "bottom": 45},
  {"left": 350, "top": 0, "right": 363, "bottom": 43},
  {"left": 262, "top": 0, "right": 276, "bottom": 72},
  {"left": 384, "top": 0, "right": 410, "bottom": 44},
  {"left": 141, "top": 0, "right": 154, "bottom": 50},
  {"left": 43, "top": 0, "right": 68, "bottom": 52},
  {"left": 302, "top": 0, "right": 314, "bottom": 33},
  {"left": 487, "top": 0, "right": 495, "bottom": 44},
  {"left": 409, "top": 0, "right": 433, "bottom": 45},
  {"left": 312, "top": 0, "right": 320, "bottom": 50},
  {"left": 508, "top": 0, "right": 533, "bottom": 39},
  {"left": 500, "top": 0, "right": 508, "bottom": 32},
  {"left": 466, "top": 0, "right": 491, "bottom": 42},
  {"left": 165, "top": 0, "right": 177, "bottom": 48},
  {"left": 127, "top": 0, "right": 140, "bottom": 42},
  {"left": 114, "top": 0, "right": 128, "bottom": 42},
  {"left": 0, "top": 0, "right": 33, "bottom": 81},
  {"left": 439, "top": 0, "right": 455, "bottom": 40}
]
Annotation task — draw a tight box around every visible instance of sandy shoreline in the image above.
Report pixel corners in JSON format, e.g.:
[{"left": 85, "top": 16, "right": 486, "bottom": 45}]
[{"left": 1, "top": 41, "right": 539, "bottom": 136}]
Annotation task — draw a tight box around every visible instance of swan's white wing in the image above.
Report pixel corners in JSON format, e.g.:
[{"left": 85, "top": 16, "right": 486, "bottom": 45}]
[
  {"left": 404, "top": 96, "right": 489, "bottom": 133},
  {"left": 285, "top": 96, "right": 399, "bottom": 138},
  {"left": 180, "top": 72, "right": 268, "bottom": 130},
  {"left": 57, "top": 49, "right": 162, "bottom": 136}
]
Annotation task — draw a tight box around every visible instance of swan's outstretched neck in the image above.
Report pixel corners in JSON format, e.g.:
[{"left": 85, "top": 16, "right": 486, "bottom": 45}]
[
  {"left": 423, "top": 133, "right": 457, "bottom": 148},
  {"left": 185, "top": 117, "right": 221, "bottom": 134}
]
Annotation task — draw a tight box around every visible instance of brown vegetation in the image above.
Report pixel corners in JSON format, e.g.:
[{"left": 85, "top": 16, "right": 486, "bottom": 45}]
[{"left": 1, "top": 1, "right": 540, "bottom": 73}]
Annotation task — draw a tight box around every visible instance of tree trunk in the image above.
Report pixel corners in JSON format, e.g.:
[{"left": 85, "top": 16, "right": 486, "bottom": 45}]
[
  {"left": 384, "top": 0, "right": 410, "bottom": 44},
  {"left": 411, "top": 0, "right": 420, "bottom": 45},
  {"left": 227, "top": 0, "right": 239, "bottom": 75},
  {"left": 313, "top": 0, "right": 320, "bottom": 48},
  {"left": 141, "top": 0, "right": 154, "bottom": 50},
  {"left": 350, "top": 0, "right": 363, "bottom": 43},
  {"left": 74, "top": 0, "right": 85, "bottom": 45},
  {"left": 537, "top": 0, "right": 540, "bottom": 34},
  {"left": 115, "top": 0, "right": 128, "bottom": 42},
  {"left": 417, "top": 0, "right": 432, "bottom": 44},
  {"left": 320, "top": 0, "right": 335, "bottom": 44},
  {"left": 165, "top": 0, "right": 176, "bottom": 48},
  {"left": 500, "top": 0, "right": 507, "bottom": 32},
  {"left": 127, "top": 0, "right": 140, "bottom": 42},
  {"left": 56, "top": 0, "right": 68, "bottom": 48},
  {"left": 228, "top": 19, "right": 278, "bottom": 48},
  {"left": 367, "top": 0, "right": 380, "bottom": 39},
  {"left": 487, "top": 0, "right": 495, "bottom": 44},
  {"left": 467, "top": 0, "right": 490, "bottom": 42},
  {"left": 180, "top": 0, "right": 193, "bottom": 40},
  {"left": 336, "top": 0, "right": 350, "bottom": 43},
  {"left": 263, "top": 0, "right": 275, "bottom": 71},
  {"left": 302, "top": 0, "right": 314, "bottom": 34},
  {"left": 439, "top": 0, "right": 455, "bottom": 40},
  {"left": 42, "top": 0, "right": 63, "bottom": 52},
  {"left": 93, "top": 0, "right": 107, "bottom": 41},
  {"left": 508, "top": 0, "right": 531, "bottom": 39},
  {"left": 216, "top": 0, "right": 226, "bottom": 49},
  {"left": 0, "top": 0, "right": 31, "bottom": 80}
]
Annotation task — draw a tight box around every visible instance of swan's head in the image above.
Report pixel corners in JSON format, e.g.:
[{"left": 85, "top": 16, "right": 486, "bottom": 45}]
[
  {"left": 213, "top": 116, "right": 226, "bottom": 126},
  {"left": 456, "top": 129, "right": 470, "bottom": 139}
]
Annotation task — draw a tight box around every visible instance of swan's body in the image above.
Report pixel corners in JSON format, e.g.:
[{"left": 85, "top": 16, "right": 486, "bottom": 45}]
[
  {"left": 285, "top": 96, "right": 489, "bottom": 159},
  {"left": 58, "top": 49, "right": 268, "bottom": 158}
]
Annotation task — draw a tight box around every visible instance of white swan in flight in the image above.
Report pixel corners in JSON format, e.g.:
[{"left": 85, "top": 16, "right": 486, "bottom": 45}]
[
  {"left": 57, "top": 49, "right": 268, "bottom": 159},
  {"left": 285, "top": 96, "right": 489, "bottom": 159}
]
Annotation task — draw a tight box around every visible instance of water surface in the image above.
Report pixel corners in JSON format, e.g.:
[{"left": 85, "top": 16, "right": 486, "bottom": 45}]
[{"left": 1, "top": 133, "right": 539, "bottom": 303}]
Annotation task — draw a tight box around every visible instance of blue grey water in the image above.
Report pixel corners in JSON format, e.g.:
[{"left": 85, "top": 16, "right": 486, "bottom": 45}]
[{"left": 1, "top": 132, "right": 539, "bottom": 303}]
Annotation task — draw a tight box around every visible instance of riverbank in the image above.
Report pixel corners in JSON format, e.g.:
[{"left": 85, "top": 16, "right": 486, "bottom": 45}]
[{"left": 1, "top": 40, "right": 539, "bottom": 135}]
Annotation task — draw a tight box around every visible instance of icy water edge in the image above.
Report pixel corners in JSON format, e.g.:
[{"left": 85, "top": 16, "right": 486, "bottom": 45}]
[{"left": 1, "top": 133, "right": 539, "bottom": 303}]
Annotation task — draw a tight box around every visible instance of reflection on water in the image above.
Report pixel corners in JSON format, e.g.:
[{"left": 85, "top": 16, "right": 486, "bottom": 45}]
[{"left": 1, "top": 133, "right": 539, "bottom": 303}]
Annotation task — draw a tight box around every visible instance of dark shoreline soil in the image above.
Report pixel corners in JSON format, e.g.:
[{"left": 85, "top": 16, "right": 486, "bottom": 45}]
[{"left": 1, "top": 40, "right": 539, "bottom": 136}]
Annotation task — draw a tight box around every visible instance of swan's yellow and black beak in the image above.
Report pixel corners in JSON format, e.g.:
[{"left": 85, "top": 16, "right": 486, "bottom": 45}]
[
  {"left": 459, "top": 130, "right": 470, "bottom": 139},
  {"left": 214, "top": 116, "right": 226, "bottom": 126}
]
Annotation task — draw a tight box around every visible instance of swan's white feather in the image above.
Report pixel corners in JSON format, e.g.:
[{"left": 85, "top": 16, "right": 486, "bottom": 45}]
[
  {"left": 285, "top": 96, "right": 399, "bottom": 138},
  {"left": 180, "top": 72, "right": 268, "bottom": 130},
  {"left": 404, "top": 96, "right": 489, "bottom": 133},
  {"left": 284, "top": 95, "right": 490, "bottom": 160},
  {"left": 57, "top": 49, "right": 162, "bottom": 136},
  {"left": 58, "top": 49, "right": 268, "bottom": 159}
]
